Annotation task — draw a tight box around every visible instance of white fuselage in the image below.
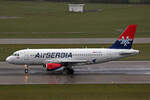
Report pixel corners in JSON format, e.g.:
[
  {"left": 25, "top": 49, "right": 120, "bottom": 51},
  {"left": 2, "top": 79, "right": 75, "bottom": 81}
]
[{"left": 6, "top": 48, "right": 139, "bottom": 65}]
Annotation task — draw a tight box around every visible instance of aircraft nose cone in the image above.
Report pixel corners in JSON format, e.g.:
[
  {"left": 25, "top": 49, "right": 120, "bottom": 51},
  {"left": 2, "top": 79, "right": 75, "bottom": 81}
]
[{"left": 6, "top": 56, "right": 11, "bottom": 63}]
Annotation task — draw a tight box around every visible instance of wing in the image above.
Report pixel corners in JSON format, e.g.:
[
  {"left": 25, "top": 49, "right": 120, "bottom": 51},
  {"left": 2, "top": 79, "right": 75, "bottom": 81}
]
[{"left": 44, "top": 59, "right": 87, "bottom": 64}]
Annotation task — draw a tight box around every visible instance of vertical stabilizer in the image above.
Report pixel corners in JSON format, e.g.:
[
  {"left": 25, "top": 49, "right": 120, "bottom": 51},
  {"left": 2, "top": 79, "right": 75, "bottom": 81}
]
[{"left": 110, "top": 24, "right": 137, "bottom": 49}]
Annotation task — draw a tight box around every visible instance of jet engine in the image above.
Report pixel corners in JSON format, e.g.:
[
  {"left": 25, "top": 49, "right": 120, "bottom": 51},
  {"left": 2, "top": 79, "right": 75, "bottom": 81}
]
[{"left": 46, "top": 63, "right": 63, "bottom": 71}]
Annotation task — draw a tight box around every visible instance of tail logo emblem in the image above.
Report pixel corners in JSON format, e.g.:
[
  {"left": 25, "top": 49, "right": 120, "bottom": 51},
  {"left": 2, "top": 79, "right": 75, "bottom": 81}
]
[{"left": 119, "top": 36, "right": 132, "bottom": 46}]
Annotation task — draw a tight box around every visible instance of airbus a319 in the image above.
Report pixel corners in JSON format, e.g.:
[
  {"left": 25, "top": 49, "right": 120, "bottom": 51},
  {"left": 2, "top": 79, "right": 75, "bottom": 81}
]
[{"left": 6, "top": 24, "right": 139, "bottom": 74}]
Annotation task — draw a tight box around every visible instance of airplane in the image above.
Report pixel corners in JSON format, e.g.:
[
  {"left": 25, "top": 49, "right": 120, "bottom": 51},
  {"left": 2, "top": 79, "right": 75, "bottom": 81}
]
[{"left": 6, "top": 24, "right": 139, "bottom": 74}]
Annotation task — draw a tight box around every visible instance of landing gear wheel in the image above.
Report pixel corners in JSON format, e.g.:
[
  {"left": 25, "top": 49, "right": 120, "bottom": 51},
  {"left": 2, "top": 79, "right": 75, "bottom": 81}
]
[
  {"left": 63, "top": 68, "right": 74, "bottom": 75},
  {"left": 24, "top": 64, "right": 29, "bottom": 74},
  {"left": 25, "top": 69, "right": 28, "bottom": 73}
]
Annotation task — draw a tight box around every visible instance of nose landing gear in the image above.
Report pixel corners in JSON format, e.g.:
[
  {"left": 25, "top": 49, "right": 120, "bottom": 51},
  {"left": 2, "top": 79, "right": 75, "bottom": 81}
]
[{"left": 24, "top": 64, "right": 29, "bottom": 74}]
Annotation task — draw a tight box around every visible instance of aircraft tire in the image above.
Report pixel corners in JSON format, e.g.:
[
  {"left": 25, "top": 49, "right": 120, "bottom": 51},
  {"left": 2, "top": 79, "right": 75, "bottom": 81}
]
[{"left": 25, "top": 69, "right": 28, "bottom": 73}]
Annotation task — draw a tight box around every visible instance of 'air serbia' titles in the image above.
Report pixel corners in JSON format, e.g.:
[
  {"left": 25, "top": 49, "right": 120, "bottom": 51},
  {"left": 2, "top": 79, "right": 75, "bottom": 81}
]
[{"left": 35, "top": 52, "right": 72, "bottom": 58}]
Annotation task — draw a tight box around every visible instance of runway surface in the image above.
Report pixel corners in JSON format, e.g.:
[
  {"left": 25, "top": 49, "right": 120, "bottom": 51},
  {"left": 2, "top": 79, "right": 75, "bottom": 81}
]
[
  {"left": 0, "top": 38, "right": 150, "bottom": 44},
  {"left": 0, "top": 61, "right": 150, "bottom": 84}
]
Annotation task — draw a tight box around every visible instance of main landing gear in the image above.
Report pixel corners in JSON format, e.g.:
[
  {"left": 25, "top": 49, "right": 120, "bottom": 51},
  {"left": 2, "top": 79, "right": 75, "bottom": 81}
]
[{"left": 63, "top": 67, "right": 74, "bottom": 75}]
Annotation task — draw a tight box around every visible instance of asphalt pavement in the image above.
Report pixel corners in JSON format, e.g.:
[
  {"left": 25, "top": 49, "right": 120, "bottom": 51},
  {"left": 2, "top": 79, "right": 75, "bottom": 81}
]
[
  {"left": 0, "top": 61, "right": 150, "bottom": 84},
  {"left": 0, "top": 38, "right": 149, "bottom": 44}
]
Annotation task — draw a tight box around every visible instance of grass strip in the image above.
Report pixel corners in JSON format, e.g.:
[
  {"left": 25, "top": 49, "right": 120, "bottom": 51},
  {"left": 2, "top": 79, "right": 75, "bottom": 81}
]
[
  {"left": 0, "top": 84, "right": 150, "bottom": 100},
  {"left": 0, "top": 1, "right": 150, "bottom": 38}
]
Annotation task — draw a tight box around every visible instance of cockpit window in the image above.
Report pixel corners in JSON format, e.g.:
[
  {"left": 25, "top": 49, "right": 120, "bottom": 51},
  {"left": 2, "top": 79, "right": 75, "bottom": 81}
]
[{"left": 12, "top": 53, "right": 19, "bottom": 56}]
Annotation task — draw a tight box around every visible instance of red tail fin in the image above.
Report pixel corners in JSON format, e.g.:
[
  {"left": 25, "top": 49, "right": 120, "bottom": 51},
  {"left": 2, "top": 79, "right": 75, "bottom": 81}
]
[{"left": 118, "top": 24, "right": 137, "bottom": 40}]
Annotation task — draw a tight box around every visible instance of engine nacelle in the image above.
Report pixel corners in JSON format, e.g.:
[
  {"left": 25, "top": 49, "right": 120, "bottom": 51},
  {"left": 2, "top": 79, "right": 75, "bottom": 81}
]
[{"left": 46, "top": 63, "right": 63, "bottom": 71}]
